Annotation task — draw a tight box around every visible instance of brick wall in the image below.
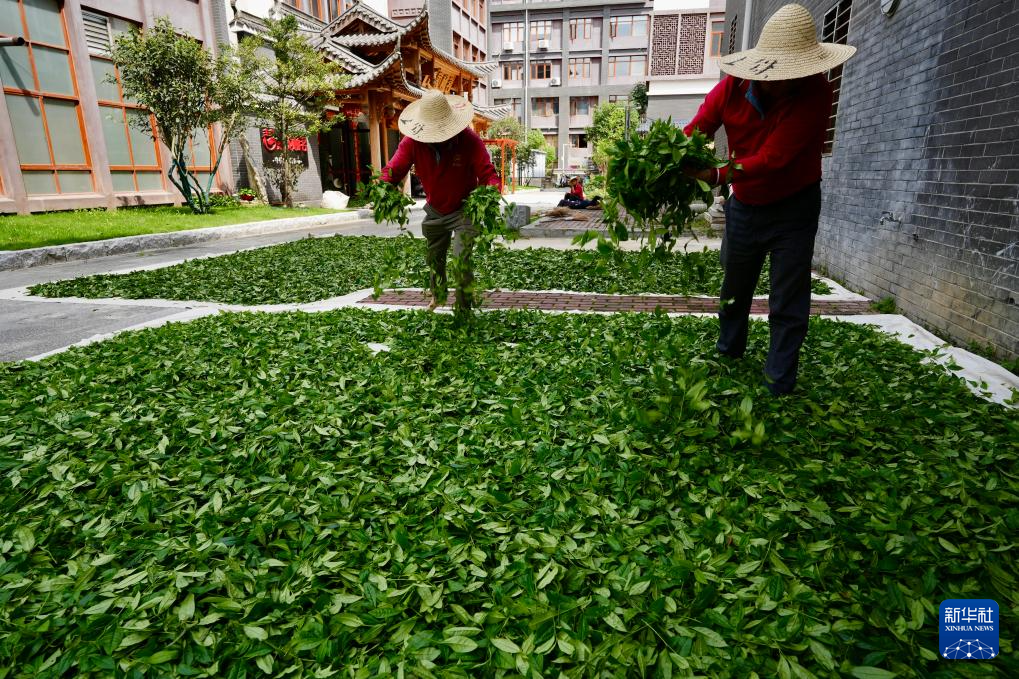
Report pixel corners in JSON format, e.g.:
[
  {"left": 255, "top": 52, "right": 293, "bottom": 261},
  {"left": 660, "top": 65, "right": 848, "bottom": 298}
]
[
  {"left": 232, "top": 126, "right": 324, "bottom": 207},
  {"left": 678, "top": 13, "right": 707, "bottom": 75},
  {"left": 731, "top": 0, "right": 1019, "bottom": 359}
]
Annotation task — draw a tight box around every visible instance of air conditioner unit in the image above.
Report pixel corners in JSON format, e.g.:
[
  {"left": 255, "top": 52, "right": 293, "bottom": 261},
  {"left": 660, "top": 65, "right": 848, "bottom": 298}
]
[
  {"left": 549, "top": 77, "right": 561, "bottom": 86},
  {"left": 537, "top": 39, "right": 550, "bottom": 51},
  {"left": 491, "top": 78, "right": 502, "bottom": 88},
  {"left": 502, "top": 42, "right": 516, "bottom": 52}
]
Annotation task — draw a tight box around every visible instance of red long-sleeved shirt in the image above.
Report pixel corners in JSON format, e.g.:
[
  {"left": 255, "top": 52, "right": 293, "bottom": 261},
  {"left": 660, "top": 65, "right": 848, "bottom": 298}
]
[
  {"left": 684, "top": 74, "right": 833, "bottom": 205},
  {"left": 381, "top": 128, "right": 500, "bottom": 215}
]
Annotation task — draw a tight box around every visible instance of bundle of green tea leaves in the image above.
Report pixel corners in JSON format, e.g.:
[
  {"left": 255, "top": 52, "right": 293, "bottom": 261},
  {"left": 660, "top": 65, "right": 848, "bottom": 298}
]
[
  {"left": 448, "top": 184, "right": 517, "bottom": 315},
  {"left": 580, "top": 120, "right": 728, "bottom": 254},
  {"left": 360, "top": 172, "right": 415, "bottom": 229}
]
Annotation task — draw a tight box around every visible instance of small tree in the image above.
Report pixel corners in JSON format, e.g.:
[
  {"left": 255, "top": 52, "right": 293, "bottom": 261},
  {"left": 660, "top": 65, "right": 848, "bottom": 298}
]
[
  {"left": 111, "top": 18, "right": 257, "bottom": 214},
  {"left": 485, "top": 117, "right": 524, "bottom": 182},
  {"left": 630, "top": 83, "right": 648, "bottom": 119},
  {"left": 247, "top": 16, "right": 347, "bottom": 207},
  {"left": 587, "top": 102, "right": 626, "bottom": 173}
]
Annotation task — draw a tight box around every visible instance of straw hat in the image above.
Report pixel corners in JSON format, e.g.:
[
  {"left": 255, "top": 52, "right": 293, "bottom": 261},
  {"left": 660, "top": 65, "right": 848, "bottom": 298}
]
[
  {"left": 398, "top": 90, "right": 474, "bottom": 143},
  {"left": 720, "top": 3, "right": 856, "bottom": 81}
]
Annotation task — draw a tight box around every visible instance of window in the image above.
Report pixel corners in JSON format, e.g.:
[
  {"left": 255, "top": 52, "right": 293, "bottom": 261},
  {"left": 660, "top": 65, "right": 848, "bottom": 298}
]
[
  {"left": 609, "top": 95, "right": 628, "bottom": 105},
  {"left": 608, "top": 55, "right": 646, "bottom": 77},
  {"left": 821, "top": 0, "right": 852, "bottom": 154},
  {"left": 0, "top": 0, "right": 94, "bottom": 195},
  {"left": 83, "top": 11, "right": 164, "bottom": 193},
  {"left": 567, "top": 58, "right": 591, "bottom": 80},
  {"left": 532, "top": 97, "right": 558, "bottom": 117},
  {"left": 531, "top": 61, "right": 552, "bottom": 80},
  {"left": 710, "top": 15, "right": 725, "bottom": 57},
  {"left": 501, "top": 22, "right": 524, "bottom": 46},
  {"left": 502, "top": 62, "right": 522, "bottom": 81},
  {"left": 570, "top": 133, "right": 588, "bottom": 149},
  {"left": 453, "top": 32, "right": 463, "bottom": 59},
  {"left": 331, "top": 1, "right": 356, "bottom": 18},
  {"left": 495, "top": 97, "right": 522, "bottom": 121},
  {"left": 569, "top": 18, "right": 592, "bottom": 41},
  {"left": 569, "top": 97, "right": 595, "bottom": 116},
  {"left": 609, "top": 15, "right": 649, "bottom": 39},
  {"left": 543, "top": 134, "right": 557, "bottom": 149},
  {"left": 283, "top": 0, "right": 326, "bottom": 20},
  {"left": 530, "top": 20, "right": 552, "bottom": 45}
]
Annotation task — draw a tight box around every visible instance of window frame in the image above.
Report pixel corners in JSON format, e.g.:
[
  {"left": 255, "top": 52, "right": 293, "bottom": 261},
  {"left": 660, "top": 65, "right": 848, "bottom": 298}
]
[
  {"left": 501, "top": 21, "right": 524, "bottom": 45},
  {"left": 530, "top": 61, "right": 552, "bottom": 80},
  {"left": 821, "top": 0, "right": 852, "bottom": 155},
  {"left": 569, "top": 18, "right": 592, "bottom": 41},
  {"left": 1, "top": 0, "right": 95, "bottom": 194},
  {"left": 529, "top": 19, "right": 553, "bottom": 44},
  {"left": 502, "top": 62, "right": 522, "bottom": 81},
  {"left": 710, "top": 15, "right": 725, "bottom": 57},
  {"left": 567, "top": 58, "right": 591, "bottom": 80},
  {"left": 610, "top": 15, "right": 649, "bottom": 39}
]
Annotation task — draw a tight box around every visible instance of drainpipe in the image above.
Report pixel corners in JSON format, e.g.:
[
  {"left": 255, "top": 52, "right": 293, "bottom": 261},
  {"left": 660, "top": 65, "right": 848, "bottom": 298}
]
[
  {"left": 523, "top": 5, "right": 530, "bottom": 134},
  {"left": 741, "top": 0, "right": 753, "bottom": 50}
]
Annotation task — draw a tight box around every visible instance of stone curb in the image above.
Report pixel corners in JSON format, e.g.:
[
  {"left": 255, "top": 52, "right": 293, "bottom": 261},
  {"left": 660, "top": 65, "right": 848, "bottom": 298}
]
[{"left": 0, "top": 211, "right": 369, "bottom": 272}]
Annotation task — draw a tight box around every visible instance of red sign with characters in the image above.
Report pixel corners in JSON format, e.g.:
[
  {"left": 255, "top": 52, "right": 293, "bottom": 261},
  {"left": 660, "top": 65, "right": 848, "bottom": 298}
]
[{"left": 261, "top": 129, "right": 308, "bottom": 153}]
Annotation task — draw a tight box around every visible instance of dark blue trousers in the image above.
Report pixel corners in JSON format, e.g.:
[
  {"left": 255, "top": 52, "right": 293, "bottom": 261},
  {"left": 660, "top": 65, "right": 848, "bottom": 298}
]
[{"left": 718, "top": 183, "right": 822, "bottom": 394}]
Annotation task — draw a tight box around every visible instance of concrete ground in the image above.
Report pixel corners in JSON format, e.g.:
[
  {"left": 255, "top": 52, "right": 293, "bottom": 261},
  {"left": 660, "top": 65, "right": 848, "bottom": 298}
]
[
  {"left": 2, "top": 203, "right": 1014, "bottom": 406},
  {"left": 0, "top": 198, "right": 669, "bottom": 362}
]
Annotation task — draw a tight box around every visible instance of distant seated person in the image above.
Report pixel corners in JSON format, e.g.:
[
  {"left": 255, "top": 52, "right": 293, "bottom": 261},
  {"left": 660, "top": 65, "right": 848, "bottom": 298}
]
[{"left": 558, "top": 176, "right": 601, "bottom": 209}]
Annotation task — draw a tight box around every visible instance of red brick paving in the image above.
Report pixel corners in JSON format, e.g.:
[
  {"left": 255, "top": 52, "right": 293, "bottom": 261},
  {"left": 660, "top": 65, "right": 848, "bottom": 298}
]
[{"left": 361, "top": 289, "right": 873, "bottom": 315}]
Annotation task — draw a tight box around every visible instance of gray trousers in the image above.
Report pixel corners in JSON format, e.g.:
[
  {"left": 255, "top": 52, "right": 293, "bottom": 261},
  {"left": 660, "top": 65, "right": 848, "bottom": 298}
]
[{"left": 421, "top": 204, "right": 478, "bottom": 310}]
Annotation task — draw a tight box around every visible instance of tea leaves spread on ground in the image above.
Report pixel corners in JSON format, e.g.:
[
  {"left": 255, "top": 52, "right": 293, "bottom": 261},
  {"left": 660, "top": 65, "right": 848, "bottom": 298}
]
[
  {"left": 30, "top": 236, "right": 831, "bottom": 304},
  {"left": 0, "top": 311, "right": 1015, "bottom": 677}
]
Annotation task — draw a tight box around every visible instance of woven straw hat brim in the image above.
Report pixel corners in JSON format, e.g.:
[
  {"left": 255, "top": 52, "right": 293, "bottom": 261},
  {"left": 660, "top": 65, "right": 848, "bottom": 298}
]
[
  {"left": 398, "top": 93, "right": 474, "bottom": 143},
  {"left": 720, "top": 42, "right": 856, "bottom": 81}
]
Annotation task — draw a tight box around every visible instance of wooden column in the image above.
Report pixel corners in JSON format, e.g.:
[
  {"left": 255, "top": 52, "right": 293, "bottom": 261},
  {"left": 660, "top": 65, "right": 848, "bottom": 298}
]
[{"left": 368, "top": 93, "right": 382, "bottom": 172}]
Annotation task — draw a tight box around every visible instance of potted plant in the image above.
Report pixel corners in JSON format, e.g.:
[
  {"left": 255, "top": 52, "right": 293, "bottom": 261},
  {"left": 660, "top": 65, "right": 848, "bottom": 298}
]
[{"left": 238, "top": 187, "right": 256, "bottom": 203}]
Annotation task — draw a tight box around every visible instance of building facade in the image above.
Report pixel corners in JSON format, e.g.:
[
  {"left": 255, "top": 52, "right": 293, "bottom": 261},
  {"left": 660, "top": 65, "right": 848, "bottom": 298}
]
[
  {"left": 0, "top": 0, "right": 228, "bottom": 215},
  {"left": 489, "top": 0, "right": 652, "bottom": 172},
  {"left": 646, "top": 0, "right": 726, "bottom": 127},
  {"left": 387, "top": 0, "right": 491, "bottom": 105},
  {"left": 722, "top": 0, "right": 1018, "bottom": 359},
  {"left": 228, "top": 1, "right": 506, "bottom": 203}
]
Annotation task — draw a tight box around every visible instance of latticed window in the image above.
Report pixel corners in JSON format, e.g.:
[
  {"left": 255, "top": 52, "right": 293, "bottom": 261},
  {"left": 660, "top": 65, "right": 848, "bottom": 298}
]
[
  {"left": 0, "top": 0, "right": 94, "bottom": 195},
  {"left": 822, "top": 0, "right": 852, "bottom": 154},
  {"left": 82, "top": 10, "right": 165, "bottom": 193}
]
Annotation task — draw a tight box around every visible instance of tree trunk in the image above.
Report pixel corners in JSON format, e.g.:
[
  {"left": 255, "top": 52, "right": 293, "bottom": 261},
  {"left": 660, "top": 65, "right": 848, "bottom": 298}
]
[{"left": 239, "top": 136, "right": 268, "bottom": 202}]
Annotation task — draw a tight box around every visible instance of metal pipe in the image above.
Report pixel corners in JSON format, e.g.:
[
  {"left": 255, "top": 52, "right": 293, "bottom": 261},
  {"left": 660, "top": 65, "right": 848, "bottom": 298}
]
[{"left": 0, "top": 37, "right": 27, "bottom": 47}]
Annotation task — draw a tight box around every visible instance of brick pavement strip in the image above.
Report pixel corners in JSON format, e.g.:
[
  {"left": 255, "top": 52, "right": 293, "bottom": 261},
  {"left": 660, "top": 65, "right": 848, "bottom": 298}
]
[{"left": 362, "top": 290, "right": 873, "bottom": 315}]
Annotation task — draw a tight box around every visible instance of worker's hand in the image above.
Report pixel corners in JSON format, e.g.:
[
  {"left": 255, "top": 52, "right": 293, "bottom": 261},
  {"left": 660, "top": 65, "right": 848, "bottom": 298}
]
[{"left": 681, "top": 166, "right": 716, "bottom": 184}]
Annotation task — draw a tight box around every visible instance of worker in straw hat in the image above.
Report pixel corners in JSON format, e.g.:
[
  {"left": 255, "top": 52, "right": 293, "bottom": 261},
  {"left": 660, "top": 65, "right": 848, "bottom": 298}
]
[
  {"left": 380, "top": 89, "right": 500, "bottom": 313},
  {"left": 682, "top": 3, "right": 856, "bottom": 395}
]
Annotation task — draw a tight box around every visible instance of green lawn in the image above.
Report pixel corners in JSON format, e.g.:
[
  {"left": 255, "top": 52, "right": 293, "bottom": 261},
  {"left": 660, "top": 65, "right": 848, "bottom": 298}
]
[
  {"left": 30, "top": 235, "right": 832, "bottom": 303},
  {"left": 0, "top": 310, "right": 1014, "bottom": 676},
  {"left": 0, "top": 205, "right": 342, "bottom": 251}
]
